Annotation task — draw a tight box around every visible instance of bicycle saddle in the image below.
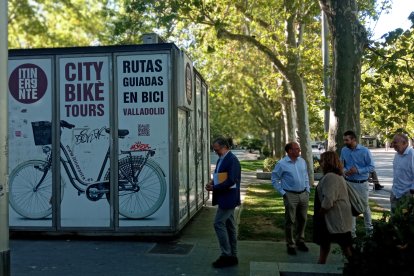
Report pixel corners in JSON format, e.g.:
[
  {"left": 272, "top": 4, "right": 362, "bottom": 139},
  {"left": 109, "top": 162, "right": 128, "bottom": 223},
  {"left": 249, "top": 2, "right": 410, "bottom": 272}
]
[{"left": 105, "top": 128, "right": 129, "bottom": 138}]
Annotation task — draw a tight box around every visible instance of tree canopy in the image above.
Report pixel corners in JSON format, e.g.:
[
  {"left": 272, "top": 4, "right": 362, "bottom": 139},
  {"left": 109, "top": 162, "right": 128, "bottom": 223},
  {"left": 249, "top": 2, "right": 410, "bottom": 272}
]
[
  {"left": 7, "top": 0, "right": 414, "bottom": 151},
  {"left": 361, "top": 16, "right": 414, "bottom": 141},
  {"left": 8, "top": 0, "right": 113, "bottom": 48}
]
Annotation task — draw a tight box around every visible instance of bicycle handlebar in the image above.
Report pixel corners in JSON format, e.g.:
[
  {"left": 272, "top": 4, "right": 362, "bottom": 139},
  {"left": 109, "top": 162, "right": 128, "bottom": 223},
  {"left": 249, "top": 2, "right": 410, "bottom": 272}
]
[
  {"left": 60, "top": 120, "right": 75, "bottom": 129},
  {"left": 59, "top": 121, "right": 155, "bottom": 156}
]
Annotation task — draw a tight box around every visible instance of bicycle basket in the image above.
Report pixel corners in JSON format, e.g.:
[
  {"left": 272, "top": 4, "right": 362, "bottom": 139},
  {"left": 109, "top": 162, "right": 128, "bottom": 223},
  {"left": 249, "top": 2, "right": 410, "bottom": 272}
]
[{"left": 31, "top": 121, "right": 52, "bottom": 145}]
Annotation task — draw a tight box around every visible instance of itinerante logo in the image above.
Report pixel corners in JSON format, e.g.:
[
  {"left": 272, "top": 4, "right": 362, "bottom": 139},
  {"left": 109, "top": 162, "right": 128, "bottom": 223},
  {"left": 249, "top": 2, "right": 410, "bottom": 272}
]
[{"left": 9, "top": 63, "right": 48, "bottom": 104}]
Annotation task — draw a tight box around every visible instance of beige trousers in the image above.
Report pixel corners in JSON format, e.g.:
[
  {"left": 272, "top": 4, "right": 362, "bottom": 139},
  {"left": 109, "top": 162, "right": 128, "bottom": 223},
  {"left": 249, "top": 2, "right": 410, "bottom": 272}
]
[{"left": 283, "top": 191, "right": 309, "bottom": 248}]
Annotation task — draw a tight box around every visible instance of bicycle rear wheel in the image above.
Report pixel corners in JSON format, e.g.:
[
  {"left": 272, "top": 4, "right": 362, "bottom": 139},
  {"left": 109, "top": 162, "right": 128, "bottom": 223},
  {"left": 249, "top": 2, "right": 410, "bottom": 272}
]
[
  {"left": 9, "top": 160, "right": 64, "bottom": 219},
  {"left": 106, "top": 156, "right": 167, "bottom": 219}
]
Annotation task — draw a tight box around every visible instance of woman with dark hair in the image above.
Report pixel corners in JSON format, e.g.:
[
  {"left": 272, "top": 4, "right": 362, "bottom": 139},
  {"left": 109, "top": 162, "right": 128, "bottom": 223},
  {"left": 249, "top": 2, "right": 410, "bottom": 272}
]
[{"left": 314, "top": 151, "right": 353, "bottom": 264}]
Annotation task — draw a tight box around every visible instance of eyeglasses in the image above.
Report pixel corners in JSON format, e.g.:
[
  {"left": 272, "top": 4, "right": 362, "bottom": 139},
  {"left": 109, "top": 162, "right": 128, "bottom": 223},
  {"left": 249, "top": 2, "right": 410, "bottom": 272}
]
[{"left": 213, "top": 147, "right": 222, "bottom": 152}]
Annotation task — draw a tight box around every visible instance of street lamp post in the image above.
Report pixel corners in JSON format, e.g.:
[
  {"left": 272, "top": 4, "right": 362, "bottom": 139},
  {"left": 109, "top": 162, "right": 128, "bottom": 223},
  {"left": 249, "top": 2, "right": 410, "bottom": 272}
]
[{"left": 0, "top": 0, "right": 10, "bottom": 275}]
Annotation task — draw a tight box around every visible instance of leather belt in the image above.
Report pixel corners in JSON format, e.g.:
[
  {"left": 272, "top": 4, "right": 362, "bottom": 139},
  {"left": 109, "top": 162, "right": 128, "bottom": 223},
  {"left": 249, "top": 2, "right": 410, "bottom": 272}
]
[
  {"left": 284, "top": 188, "right": 306, "bottom": 194},
  {"left": 346, "top": 179, "right": 368, "bottom": 183}
]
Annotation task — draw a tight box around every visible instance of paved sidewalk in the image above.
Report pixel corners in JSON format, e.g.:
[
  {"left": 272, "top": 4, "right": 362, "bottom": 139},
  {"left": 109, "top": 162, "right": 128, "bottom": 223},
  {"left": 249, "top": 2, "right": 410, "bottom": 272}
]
[{"left": 9, "top": 170, "right": 344, "bottom": 276}]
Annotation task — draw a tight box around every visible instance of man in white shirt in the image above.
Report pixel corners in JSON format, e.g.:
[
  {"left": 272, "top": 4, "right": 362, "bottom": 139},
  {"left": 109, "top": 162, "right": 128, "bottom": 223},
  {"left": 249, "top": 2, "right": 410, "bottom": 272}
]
[
  {"left": 271, "top": 142, "right": 310, "bottom": 255},
  {"left": 390, "top": 133, "right": 414, "bottom": 213}
]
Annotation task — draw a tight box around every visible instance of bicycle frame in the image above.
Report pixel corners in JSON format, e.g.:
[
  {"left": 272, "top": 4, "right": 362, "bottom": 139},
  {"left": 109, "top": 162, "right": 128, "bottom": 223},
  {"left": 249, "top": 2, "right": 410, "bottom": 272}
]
[
  {"left": 59, "top": 142, "right": 110, "bottom": 194},
  {"left": 32, "top": 147, "right": 52, "bottom": 192},
  {"left": 58, "top": 139, "right": 157, "bottom": 196}
]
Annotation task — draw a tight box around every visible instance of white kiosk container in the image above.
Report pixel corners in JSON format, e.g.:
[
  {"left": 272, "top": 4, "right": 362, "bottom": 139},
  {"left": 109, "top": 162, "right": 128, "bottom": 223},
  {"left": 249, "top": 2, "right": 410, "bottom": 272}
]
[{"left": 7, "top": 41, "right": 209, "bottom": 236}]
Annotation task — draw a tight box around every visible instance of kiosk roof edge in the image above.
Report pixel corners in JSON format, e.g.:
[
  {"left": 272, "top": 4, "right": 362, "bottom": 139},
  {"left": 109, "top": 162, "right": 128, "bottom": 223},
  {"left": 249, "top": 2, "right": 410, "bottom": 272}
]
[{"left": 9, "top": 43, "right": 179, "bottom": 57}]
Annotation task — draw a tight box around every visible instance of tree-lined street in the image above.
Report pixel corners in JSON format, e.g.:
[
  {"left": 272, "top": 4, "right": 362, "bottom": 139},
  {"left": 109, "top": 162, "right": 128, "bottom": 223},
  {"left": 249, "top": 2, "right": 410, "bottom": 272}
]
[{"left": 2, "top": 0, "right": 414, "bottom": 274}]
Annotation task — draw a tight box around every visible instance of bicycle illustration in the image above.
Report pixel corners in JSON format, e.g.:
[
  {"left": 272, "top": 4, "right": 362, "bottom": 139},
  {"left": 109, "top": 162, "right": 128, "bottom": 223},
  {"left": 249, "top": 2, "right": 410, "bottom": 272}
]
[{"left": 9, "top": 120, "right": 167, "bottom": 220}]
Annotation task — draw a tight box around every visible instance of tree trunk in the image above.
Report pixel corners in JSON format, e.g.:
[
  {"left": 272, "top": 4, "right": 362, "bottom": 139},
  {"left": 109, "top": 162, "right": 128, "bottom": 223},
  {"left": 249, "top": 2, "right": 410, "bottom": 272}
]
[
  {"left": 275, "top": 118, "right": 284, "bottom": 159},
  {"left": 286, "top": 72, "right": 314, "bottom": 185},
  {"left": 281, "top": 80, "right": 297, "bottom": 142},
  {"left": 320, "top": 0, "right": 367, "bottom": 151},
  {"left": 322, "top": 11, "right": 330, "bottom": 133},
  {"left": 284, "top": 3, "right": 314, "bottom": 185}
]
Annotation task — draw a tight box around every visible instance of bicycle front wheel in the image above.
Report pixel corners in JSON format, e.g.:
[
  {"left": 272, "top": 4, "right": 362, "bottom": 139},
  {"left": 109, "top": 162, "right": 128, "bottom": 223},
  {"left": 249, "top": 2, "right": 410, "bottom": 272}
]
[
  {"left": 9, "top": 160, "right": 54, "bottom": 219},
  {"left": 109, "top": 156, "right": 167, "bottom": 219}
]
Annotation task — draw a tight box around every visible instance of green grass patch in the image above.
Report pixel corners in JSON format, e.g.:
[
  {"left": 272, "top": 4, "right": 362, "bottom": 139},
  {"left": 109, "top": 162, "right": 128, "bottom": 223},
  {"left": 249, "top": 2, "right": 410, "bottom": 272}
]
[
  {"left": 239, "top": 183, "right": 389, "bottom": 241},
  {"left": 238, "top": 183, "right": 315, "bottom": 241},
  {"left": 240, "top": 160, "right": 264, "bottom": 172}
]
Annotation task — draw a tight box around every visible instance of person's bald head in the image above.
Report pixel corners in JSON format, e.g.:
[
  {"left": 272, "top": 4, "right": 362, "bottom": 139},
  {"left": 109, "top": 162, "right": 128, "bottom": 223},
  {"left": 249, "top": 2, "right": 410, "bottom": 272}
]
[{"left": 391, "top": 134, "right": 409, "bottom": 154}]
